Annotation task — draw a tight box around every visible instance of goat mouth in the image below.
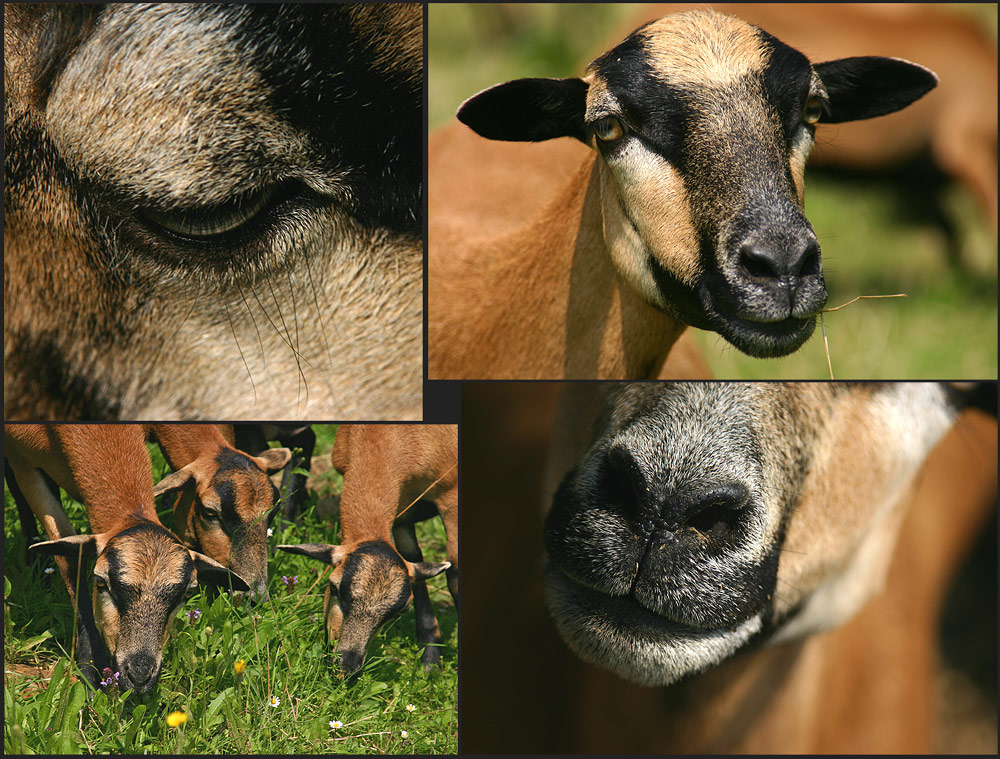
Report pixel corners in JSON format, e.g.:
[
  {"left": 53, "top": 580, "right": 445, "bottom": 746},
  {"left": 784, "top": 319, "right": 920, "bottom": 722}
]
[
  {"left": 698, "top": 286, "right": 818, "bottom": 358},
  {"left": 543, "top": 562, "right": 765, "bottom": 686}
]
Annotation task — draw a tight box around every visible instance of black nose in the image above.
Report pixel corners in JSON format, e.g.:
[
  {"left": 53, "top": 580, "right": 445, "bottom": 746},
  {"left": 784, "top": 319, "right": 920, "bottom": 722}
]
[
  {"left": 340, "top": 650, "right": 364, "bottom": 674},
  {"left": 123, "top": 652, "right": 155, "bottom": 688},
  {"left": 608, "top": 445, "right": 750, "bottom": 541},
  {"left": 739, "top": 236, "right": 821, "bottom": 286}
]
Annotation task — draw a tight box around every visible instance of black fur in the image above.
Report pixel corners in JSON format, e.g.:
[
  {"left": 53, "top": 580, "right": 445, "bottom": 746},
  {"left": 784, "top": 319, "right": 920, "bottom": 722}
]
[{"left": 458, "top": 78, "right": 589, "bottom": 143}]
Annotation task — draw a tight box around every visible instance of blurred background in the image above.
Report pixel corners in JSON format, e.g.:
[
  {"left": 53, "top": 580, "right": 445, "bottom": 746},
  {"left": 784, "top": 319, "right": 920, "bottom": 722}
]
[{"left": 429, "top": 3, "right": 997, "bottom": 379}]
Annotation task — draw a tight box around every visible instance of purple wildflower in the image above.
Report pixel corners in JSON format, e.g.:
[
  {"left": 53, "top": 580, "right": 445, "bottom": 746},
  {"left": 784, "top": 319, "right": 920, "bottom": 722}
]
[{"left": 185, "top": 607, "right": 201, "bottom": 622}]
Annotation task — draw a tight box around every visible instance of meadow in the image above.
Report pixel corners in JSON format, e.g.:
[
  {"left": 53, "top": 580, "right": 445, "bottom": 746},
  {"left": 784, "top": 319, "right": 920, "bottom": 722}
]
[
  {"left": 3, "top": 426, "right": 458, "bottom": 754},
  {"left": 428, "top": 2, "right": 997, "bottom": 379}
]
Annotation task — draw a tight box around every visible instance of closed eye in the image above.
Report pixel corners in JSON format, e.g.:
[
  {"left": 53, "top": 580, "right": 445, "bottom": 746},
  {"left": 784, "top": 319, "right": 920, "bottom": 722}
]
[{"left": 139, "top": 183, "right": 286, "bottom": 240}]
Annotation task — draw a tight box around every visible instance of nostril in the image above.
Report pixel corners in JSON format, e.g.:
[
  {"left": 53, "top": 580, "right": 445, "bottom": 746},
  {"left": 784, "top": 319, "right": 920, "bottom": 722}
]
[
  {"left": 606, "top": 445, "right": 655, "bottom": 531},
  {"left": 797, "top": 241, "right": 821, "bottom": 278},
  {"left": 739, "top": 243, "right": 781, "bottom": 280},
  {"left": 676, "top": 483, "right": 751, "bottom": 538}
]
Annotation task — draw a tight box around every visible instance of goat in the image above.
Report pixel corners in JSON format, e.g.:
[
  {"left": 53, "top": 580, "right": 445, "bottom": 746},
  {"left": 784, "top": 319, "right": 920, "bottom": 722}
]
[
  {"left": 4, "top": 424, "right": 250, "bottom": 695},
  {"left": 428, "top": 9, "right": 937, "bottom": 379},
  {"left": 278, "top": 424, "right": 458, "bottom": 674},
  {"left": 4, "top": 3, "right": 422, "bottom": 420},
  {"left": 231, "top": 424, "right": 316, "bottom": 523},
  {"left": 459, "top": 381, "right": 997, "bottom": 753},
  {"left": 147, "top": 424, "right": 292, "bottom": 600}
]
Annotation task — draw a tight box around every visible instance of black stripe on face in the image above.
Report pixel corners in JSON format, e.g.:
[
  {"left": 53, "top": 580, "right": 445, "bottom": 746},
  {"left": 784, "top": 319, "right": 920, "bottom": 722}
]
[
  {"left": 589, "top": 35, "right": 692, "bottom": 168},
  {"left": 756, "top": 29, "right": 816, "bottom": 146},
  {"left": 225, "top": 5, "right": 421, "bottom": 236},
  {"left": 104, "top": 524, "right": 192, "bottom": 619}
]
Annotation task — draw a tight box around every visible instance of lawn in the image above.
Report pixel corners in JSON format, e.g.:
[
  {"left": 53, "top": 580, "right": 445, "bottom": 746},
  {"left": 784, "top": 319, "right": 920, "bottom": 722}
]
[
  {"left": 429, "top": 3, "right": 997, "bottom": 379},
  {"left": 3, "top": 426, "right": 457, "bottom": 754}
]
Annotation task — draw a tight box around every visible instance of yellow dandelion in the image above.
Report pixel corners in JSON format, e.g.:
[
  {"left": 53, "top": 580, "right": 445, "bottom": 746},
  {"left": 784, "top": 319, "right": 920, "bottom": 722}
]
[
  {"left": 234, "top": 660, "right": 246, "bottom": 676},
  {"left": 166, "top": 710, "right": 187, "bottom": 728}
]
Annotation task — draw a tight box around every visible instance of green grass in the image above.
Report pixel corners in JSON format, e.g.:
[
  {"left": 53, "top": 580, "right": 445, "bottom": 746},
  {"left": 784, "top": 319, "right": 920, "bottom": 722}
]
[
  {"left": 3, "top": 427, "right": 457, "bottom": 754},
  {"left": 429, "top": 3, "right": 997, "bottom": 379}
]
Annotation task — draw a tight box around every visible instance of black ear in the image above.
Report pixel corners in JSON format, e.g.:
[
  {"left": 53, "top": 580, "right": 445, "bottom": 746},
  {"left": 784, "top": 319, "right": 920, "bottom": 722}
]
[
  {"left": 814, "top": 57, "right": 938, "bottom": 124},
  {"left": 457, "top": 77, "right": 590, "bottom": 144}
]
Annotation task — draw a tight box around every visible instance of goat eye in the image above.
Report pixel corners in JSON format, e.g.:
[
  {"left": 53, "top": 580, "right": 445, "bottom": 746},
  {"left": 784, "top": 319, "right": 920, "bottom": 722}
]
[
  {"left": 594, "top": 116, "right": 625, "bottom": 142},
  {"left": 802, "top": 96, "right": 823, "bottom": 125},
  {"left": 198, "top": 502, "right": 222, "bottom": 521},
  {"left": 94, "top": 577, "right": 109, "bottom": 593},
  {"left": 141, "top": 184, "right": 278, "bottom": 239}
]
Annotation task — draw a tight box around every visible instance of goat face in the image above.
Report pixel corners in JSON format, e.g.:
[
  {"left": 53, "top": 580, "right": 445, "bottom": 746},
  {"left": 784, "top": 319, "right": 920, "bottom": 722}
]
[
  {"left": 543, "top": 382, "right": 958, "bottom": 686},
  {"left": 277, "top": 540, "right": 449, "bottom": 674},
  {"left": 154, "top": 447, "right": 292, "bottom": 600},
  {"left": 31, "top": 521, "right": 249, "bottom": 695},
  {"left": 458, "top": 9, "right": 937, "bottom": 359},
  {"left": 3, "top": 3, "right": 422, "bottom": 419}
]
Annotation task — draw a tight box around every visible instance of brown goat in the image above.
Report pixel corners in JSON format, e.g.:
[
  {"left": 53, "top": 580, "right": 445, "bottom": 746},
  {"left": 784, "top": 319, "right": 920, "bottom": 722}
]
[
  {"left": 147, "top": 424, "right": 291, "bottom": 600},
  {"left": 4, "top": 424, "right": 248, "bottom": 695},
  {"left": 279, "top": 424, "right": 458, "bottom": 674},
  {"left": 429, "top": 9, "right": 938, "bottom": 379}
]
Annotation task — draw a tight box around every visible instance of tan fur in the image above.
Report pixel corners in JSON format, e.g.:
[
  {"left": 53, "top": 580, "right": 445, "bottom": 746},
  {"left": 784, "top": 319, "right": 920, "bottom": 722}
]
[
  {"left": 637, "top": 10, "right": 771, "bottom": 87},
  {"left": 429, "top": 137, "right": 686, "bottom": 379},
  {"left": 458, "top": 384, "right": 996, "bottom": 753}
]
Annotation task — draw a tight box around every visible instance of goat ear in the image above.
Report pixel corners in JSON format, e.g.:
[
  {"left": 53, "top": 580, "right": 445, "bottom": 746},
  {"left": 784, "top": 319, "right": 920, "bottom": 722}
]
[
  {"left": 154, "top": 465, "right": 197, "bottom": 496},
  {"left": 410, "top": 560, "right": 451, "bottom": 581},
  {"left": 253, "top": 447, "right": 292, "bottom": 474},
  {"left": 189, "top": 550, "right": 251, "bottom": 592},
  {"left": 458, "top": 77, "right": 590, "bottom": 144},
  {"left": 30, "top": 533, "right": 102, "bottom": 559},
  {"left": 814, "top": 57, "right": 938, "bottom": 123},
  {"left": 277, "top": 543, "right": 348, "bottom": 567}
]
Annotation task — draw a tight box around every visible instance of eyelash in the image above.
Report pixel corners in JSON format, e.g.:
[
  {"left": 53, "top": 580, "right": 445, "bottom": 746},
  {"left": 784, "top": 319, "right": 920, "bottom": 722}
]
[{"left": 112, "top": 181, "right": 320, "bottom": 278}]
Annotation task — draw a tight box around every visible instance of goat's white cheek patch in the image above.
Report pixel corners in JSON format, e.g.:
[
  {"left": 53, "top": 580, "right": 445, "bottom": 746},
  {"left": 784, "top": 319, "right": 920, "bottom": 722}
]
[{"left": 602, "top": 142, "right": 701, "bottom": 298}]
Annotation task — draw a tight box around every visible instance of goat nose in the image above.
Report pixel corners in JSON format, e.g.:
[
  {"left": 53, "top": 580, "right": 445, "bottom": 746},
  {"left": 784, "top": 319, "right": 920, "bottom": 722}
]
[
  {"left": 124, "top": 652, "right": 155, "bottom": 688},
  {"left": 739, "top": 237, "right": 820, "bottom": 285},
  {"left": 340, "top": 650, "right": 364, "bottom": 674},
  {"left": 608, "top": 445, "right": 750, "bottom": 537}
]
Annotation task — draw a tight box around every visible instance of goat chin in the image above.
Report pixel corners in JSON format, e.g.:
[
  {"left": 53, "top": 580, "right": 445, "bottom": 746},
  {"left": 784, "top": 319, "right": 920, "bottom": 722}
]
[{"left": 544, "top": 564, "right": 764, "bottom": 687}]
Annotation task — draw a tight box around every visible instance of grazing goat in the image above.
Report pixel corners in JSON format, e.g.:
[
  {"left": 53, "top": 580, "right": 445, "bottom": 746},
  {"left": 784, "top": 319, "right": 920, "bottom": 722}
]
[
  {"left": 279, "top": 424, "right": 458, "bottom": 674},
  {"left": 148, "top": 424, "right": 292, "bottom": 599},
  {"left": 428, "top": 9, "right": 937, "bottom": 379},
  {"left": 4, "top": 3, "right": 422, "bottom": 420},
  {"left": 4, "top": 424, "right": 249, "bottom": 695},
  {"left": 459, "top": 382, "right": 997, "bottom": 753}
]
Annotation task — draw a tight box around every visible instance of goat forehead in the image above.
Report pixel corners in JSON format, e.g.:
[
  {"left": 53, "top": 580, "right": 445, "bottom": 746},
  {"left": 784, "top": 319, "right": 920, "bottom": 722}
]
[
  {"left": 635, "top": 11, "right": 770, "bottom": 87},
  {"left": 104, "top": 527, "right": 192, "bottom": 589}
]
